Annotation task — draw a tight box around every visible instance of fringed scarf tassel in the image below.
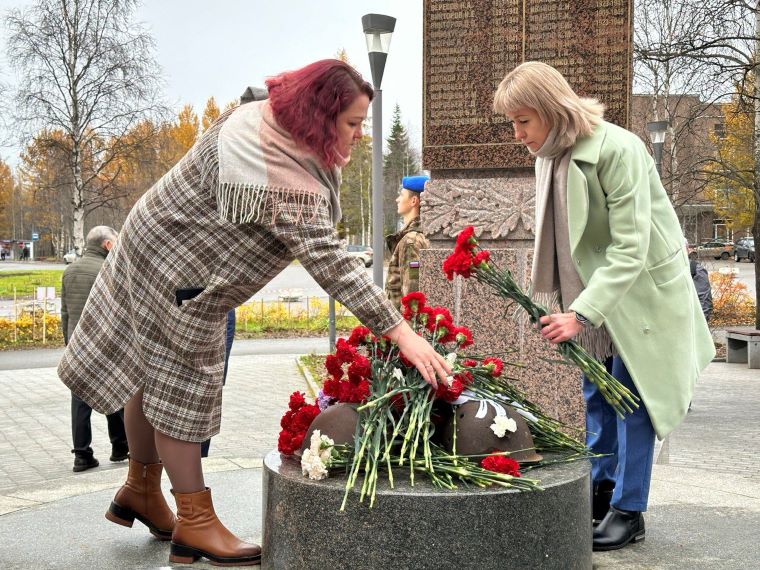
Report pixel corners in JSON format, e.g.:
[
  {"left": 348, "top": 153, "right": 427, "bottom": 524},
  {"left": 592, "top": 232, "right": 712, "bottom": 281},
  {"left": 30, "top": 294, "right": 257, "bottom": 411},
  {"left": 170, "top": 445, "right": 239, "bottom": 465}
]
[{"left": 216, "top": 182, "right": 329, "bottom": 225}]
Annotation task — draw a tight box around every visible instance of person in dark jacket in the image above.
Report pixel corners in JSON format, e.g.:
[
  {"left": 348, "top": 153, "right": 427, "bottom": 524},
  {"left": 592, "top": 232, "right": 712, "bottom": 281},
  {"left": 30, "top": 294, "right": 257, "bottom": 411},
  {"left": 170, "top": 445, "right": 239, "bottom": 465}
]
[
  {"left": 687, "top": 243, "right": 713, "bottom": 322},
  {"left": 61, "top": 226, "right": 128, "bottom": 472}
]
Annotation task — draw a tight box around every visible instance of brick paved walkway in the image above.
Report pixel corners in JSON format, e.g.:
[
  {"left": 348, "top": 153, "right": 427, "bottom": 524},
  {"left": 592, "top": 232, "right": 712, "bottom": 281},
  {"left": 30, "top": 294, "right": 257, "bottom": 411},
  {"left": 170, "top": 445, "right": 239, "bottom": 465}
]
[
  {"left": 0, "top": 354, "right": 307, "bottom": 495},
  {"left": 664, "top": 363, "right": 760, "bottom": 479}
]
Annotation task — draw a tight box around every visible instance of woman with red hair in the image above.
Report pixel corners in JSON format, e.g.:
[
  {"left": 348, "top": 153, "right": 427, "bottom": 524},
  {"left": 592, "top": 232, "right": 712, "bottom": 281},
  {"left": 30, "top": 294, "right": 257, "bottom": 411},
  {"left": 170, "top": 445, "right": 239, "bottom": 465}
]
[{"left": 58, "top": 59, "right": 451, "bottom": 566}]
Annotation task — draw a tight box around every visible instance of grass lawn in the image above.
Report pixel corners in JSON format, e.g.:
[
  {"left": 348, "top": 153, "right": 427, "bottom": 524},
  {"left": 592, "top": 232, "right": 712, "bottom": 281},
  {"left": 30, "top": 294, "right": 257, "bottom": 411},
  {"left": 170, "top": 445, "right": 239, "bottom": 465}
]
[
  {"left": 0, "top": 270, "right": 64, "bottom": 299},
  {"left": 298, "top": 352, "right": 328, "bottom": 386}
]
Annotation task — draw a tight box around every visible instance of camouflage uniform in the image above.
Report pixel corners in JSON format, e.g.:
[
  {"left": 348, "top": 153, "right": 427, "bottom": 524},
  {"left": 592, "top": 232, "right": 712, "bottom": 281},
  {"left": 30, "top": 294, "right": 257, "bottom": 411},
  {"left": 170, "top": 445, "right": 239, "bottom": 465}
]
[{"left": 384, "top": 216, "right": 429, "bottom": 309}]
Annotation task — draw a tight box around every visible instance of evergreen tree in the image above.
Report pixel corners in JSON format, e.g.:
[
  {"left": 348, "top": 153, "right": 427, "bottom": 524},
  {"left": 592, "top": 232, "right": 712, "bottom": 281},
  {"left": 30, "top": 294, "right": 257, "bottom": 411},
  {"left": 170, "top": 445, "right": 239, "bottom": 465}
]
[
  {"left": 339, "top": 135, "right": 372, "bottom": 245},
  {"left": 382, "top": 104, "right": 419, "bottom": 235}
]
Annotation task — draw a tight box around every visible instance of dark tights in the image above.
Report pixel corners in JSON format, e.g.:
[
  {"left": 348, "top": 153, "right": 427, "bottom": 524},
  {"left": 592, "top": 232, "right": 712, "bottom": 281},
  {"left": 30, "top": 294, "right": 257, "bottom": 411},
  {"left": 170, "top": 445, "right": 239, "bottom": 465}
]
[{"left": 124, "top": 388, "right": 204, "bottom": 493}]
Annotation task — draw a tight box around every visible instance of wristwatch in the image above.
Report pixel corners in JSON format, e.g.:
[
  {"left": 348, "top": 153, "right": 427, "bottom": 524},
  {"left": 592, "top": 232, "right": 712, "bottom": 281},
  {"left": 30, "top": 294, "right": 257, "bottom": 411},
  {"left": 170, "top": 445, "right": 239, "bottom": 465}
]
[{"left": 574, "top": 311, "right": 591, "bottom": 328}]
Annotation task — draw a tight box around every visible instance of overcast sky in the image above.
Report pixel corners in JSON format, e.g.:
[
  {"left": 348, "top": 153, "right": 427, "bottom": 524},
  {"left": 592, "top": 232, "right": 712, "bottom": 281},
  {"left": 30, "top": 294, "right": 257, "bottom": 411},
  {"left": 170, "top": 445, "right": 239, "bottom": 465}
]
[{"left": 0, "top": 0, "right": 423, "bottom": 165}]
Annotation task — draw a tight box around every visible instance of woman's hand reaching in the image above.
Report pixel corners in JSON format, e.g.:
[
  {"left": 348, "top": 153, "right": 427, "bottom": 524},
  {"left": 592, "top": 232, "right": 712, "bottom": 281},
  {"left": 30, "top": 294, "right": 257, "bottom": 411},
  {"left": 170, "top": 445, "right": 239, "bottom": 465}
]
[{"left": 386, "top": 321, "right": 452, "bottom": 389}]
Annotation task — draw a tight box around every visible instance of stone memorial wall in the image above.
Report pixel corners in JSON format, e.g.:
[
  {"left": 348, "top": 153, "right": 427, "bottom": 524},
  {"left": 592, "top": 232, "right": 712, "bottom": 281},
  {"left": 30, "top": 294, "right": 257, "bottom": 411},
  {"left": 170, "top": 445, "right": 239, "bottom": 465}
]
[
  {"left": 423, "top": 0, "right": 631, "bottom": 170},
  {"left": 419, "top": 0, "right": 632, "bottom": 428}
]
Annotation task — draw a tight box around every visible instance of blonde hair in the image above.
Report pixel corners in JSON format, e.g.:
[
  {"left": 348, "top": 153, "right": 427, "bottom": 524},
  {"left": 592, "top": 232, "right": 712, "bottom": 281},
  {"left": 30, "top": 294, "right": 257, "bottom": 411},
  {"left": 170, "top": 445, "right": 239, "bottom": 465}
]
[{"left": 493, "top": 61, "right": 605, "bottom": 148}]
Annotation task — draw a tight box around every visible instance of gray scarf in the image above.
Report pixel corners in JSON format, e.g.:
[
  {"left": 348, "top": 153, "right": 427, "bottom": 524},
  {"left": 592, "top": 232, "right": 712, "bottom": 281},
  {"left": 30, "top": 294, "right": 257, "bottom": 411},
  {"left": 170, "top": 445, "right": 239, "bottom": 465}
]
[{"left": 531, "top": 131, "right": 615, "bottom": 360}]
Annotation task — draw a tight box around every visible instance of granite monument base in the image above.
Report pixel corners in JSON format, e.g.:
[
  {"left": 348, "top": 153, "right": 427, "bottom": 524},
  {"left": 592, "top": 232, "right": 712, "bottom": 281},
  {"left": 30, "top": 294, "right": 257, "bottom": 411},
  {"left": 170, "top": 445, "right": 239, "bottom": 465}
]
[{"left": 262, "top": 451, "right": 592, "bottom": 570}]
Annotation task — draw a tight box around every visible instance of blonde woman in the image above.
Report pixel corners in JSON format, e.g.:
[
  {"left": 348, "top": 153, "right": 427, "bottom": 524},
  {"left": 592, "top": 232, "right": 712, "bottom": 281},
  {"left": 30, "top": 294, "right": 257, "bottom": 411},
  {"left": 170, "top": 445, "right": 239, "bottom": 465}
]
[{"left": 493, "top": 62, "right": 714, "bottom": 551}]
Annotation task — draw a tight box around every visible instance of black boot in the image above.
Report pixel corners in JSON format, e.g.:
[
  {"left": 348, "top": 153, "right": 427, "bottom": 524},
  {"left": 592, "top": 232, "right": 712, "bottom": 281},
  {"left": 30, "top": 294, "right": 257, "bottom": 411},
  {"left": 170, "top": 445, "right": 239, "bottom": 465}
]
[
  {"left": 592, "top": 480, "right": 615, "bottom": 525},
  {"left": 110, "top": 445, "right": 130, "bottom": 462},
  {"left": 593, "top": 507, "right": 645, "bottom": 551},
  {"left": 73, "top": 453, "right": 100, "bottom": 473}
]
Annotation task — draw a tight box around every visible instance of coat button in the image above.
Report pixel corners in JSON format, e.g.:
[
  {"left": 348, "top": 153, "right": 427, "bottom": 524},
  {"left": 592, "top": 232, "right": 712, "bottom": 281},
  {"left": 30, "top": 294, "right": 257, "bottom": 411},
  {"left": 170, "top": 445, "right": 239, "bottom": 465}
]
[
  {"left": 594, "top": 246, "right": 603, "bottom": 253},
  {"left": 643, "top": 326, "right": 651, "bottom": 334},
  {"left": 576, "top": 258, "right": 582, "bottom": 266}
]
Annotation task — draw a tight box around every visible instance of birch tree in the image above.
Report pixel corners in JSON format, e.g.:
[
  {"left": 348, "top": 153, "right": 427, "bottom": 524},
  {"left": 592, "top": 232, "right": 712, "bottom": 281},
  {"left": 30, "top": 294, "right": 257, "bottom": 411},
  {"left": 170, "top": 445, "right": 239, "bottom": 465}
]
[{"left": 6, "top": 0, "right": 165, "bottom": 255}]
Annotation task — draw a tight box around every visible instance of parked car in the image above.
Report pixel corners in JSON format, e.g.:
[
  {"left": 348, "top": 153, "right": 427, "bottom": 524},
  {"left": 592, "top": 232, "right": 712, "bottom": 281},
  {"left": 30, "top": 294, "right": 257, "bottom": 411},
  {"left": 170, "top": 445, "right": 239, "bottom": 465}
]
[
  {"left": 346, "top": 244, "right": 373, "bottom": 267},
  {"left": 63, "top": 249, "right": 77, "bottom": 264},
  {"left": 733, "top": 237, "right": 755, "bottom": 262},
  {"left": 695, "top": 240, "right": 734, "bottom": 260}
]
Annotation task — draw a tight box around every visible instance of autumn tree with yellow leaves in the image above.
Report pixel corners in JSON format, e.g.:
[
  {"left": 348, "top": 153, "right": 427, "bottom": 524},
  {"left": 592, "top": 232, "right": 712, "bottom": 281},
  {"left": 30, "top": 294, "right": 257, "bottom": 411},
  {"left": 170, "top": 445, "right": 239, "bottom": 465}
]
[{"left": 705, "top": 91, "right": 755, "bottom": 232}]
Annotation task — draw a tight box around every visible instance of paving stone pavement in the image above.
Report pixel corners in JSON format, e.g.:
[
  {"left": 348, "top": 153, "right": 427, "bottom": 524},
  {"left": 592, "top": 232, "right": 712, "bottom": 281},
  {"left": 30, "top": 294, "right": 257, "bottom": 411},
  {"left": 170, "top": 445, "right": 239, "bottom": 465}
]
[
  {"left": 0, "top": 353, "right": 308, "bottom": 497},
  {"left": 664, "top": 363, "right": 760, "bottom": 479},
  {"left": 0, "top": 355, "right": 759, "bottom": 569}
]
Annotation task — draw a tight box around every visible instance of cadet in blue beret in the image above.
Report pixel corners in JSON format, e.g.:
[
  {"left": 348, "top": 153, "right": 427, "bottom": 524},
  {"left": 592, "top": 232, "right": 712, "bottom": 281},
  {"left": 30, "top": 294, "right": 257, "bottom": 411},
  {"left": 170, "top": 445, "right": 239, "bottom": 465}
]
[{"left": 385, "top": 175, "right": 430, "bottom": 308}]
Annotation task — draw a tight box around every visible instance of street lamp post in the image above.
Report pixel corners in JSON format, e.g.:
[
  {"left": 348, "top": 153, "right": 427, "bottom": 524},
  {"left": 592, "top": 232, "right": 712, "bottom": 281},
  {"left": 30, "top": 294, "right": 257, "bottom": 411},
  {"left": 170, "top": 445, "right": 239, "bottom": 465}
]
[
  {"left": 362, "top": 13, "right": 396, "bottom": 287},
  {"left": 646, "top": 120, "right": 669, "bottom": 177}
]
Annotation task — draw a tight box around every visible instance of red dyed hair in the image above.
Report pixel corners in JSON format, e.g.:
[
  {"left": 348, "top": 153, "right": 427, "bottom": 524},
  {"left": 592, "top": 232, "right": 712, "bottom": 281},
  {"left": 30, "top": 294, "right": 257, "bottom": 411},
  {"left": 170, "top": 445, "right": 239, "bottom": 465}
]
[{"left": 266, "top": 59, "right": 373, "bottom": 168}]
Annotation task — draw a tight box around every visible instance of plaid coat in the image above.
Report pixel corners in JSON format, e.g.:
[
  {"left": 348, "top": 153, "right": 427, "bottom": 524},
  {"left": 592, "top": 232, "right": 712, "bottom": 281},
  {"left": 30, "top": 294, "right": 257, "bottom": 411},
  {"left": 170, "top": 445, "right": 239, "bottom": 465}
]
[{"left": 58, "top": 109, "right": 402, "bottom": 442}]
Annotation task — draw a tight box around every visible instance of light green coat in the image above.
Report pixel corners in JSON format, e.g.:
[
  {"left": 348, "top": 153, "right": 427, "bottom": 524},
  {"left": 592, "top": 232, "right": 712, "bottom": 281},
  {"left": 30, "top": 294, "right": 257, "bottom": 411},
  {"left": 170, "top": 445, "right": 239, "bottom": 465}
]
[{"left": 564, "top": 121, "right": 715, "bottom": 439}]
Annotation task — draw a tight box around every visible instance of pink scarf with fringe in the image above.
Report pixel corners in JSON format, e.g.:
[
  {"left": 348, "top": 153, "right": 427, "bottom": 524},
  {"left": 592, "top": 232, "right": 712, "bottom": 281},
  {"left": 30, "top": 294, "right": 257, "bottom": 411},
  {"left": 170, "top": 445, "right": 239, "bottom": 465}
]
[{"left": 216, "top": 100, "right": 342, "bottom": 225}]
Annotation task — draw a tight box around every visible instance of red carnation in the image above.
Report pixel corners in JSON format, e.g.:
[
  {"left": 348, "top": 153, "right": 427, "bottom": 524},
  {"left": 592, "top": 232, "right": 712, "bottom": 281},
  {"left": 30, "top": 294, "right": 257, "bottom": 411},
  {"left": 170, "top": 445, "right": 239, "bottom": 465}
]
[
  {"left": 462, "top": 359, "right": 478, "bottom": 368},
  {"left": 277, "top": 391, "right": 320, "bottom": 455},
  {"left": 401, "top": 292, "right": 427, "bottom": 319},
  {"left": 480, "top": 454, "right": 521, "bottom": 477},
  {"left": 435, "top": 378, "right": 464, "bottom": 403},
  {"left": 455, "top": 226, "right": 477, "bottom": 250},
  {"left": 292, "top": 405, "right": 319, "bottom": 432},
  {"left": 347, "top": 354, "right": 371, "bottom": 380},
  {"left": 279, "top": 409, "right": 295, "bottom": 429},
  {"left": 473, "top": 250, "right": 491, "bottom": 268},
  {"left": 350, "top": 379, "right": 371, "bottom": 403},
  {"left": 456, "top": 370, "right": 474, "bottom": 386},
  {"left": 435, "top": 320, "right": 457, "bottom": 344},
  {"left": 347, "top": 326, "right": 372, "bottom": 347},
  {"left": 416, "top": 306, "right": 434, "bottom": 328},
  {"left": 335, "top": 338, "right": 357, "bottom": 364},
  {"left": 289, "top": 391, "right": 305, "bottom": 408},
  {"left": 453, "top": 326, "right": 474, "bottom": 348},
  {"left": 483, "top": 357, "right": 504, "bottom": 378},
  {"left": 426, "top": 307, "right": 453, "bottom": 332},
  {"left": 322, "top": 378, "right": 341, "bottom": 399},
  {"left": 442, "top": 249, "right": 474, "bottom": 281},
  {"left": 289, "top": 432, "right": 305, "bottom": 454},
  {"left": 278, "top": 430, "right": 298, "bottom": 455},
  {"left": 325, "top": 354, "right": 344, "bottom": 379}
]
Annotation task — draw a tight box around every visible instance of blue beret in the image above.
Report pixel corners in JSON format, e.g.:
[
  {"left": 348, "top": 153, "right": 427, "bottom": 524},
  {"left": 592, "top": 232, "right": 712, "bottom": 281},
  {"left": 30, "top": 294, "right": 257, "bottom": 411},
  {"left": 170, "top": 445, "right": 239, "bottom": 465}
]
[{"left": 402, "top": 175, "right": 429, "bottom": 193}]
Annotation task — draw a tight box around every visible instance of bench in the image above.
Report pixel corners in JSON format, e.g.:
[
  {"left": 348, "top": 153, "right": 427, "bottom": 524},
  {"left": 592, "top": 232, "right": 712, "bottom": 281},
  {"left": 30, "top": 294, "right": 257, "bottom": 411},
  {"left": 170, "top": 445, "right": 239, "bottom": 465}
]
[{"left": 725, "top": 328, "right": 760, "bottom": 369}]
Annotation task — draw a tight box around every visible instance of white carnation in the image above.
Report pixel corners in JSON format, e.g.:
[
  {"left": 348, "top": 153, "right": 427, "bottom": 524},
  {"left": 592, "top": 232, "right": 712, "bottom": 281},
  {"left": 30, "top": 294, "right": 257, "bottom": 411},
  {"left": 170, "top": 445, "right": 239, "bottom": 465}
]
[
  {"left": 445, "top": 352, "right": 458, "bottom": 366},
  {"left": 490, "top": 416, "right": 518, "bottom": 438},
  {"left": 392, "top": 367, "right": 404, "bottom": 382},
  {"left": 301, "top": 450, "right": 329, "bottom": 480},
  {"left": 301, "top": 430, "right": 334, "bottom": 478}
]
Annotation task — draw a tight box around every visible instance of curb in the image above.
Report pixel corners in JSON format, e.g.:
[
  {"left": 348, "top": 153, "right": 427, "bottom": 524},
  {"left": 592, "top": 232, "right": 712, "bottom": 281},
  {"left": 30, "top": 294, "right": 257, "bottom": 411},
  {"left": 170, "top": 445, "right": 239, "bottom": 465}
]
[{"left": 295, "top": 354, "right": 321, "bottom": 398}]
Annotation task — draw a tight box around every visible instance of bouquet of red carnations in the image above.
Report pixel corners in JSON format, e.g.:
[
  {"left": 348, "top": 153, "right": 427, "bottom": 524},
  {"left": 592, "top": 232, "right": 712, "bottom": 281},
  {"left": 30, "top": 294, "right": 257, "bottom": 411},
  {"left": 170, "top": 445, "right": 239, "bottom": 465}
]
[
  {"left": 278, "top": 292, "right": 592, "bottom": 509},
  {"left": 443, "top": 226, "right": 639, "bottom": 418}
]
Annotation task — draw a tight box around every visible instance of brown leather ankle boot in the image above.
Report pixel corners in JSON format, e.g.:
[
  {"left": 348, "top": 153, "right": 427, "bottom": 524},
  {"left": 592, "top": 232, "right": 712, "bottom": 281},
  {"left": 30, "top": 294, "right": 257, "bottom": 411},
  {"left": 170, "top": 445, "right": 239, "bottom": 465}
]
[
  {"left": 105, "top": 459, "right": 176, "bottom": 540},
  {"left": 169, "top": 487, "right": 261, "bottom": 566}
]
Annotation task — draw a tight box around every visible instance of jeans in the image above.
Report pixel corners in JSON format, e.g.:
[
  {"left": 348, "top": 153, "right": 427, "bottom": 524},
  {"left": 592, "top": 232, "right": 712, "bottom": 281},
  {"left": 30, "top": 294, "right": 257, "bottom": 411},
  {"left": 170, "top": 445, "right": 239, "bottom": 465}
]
[{"left": 583, "top": 356, "right": 655, "bottom": 512}]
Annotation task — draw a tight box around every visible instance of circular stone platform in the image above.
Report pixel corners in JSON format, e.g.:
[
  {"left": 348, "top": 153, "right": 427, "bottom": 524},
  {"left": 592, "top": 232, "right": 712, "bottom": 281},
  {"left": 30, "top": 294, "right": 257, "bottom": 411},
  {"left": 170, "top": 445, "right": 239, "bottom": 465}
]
[{"left": 262, "top": 451, "right": 591, "bottom": 569}]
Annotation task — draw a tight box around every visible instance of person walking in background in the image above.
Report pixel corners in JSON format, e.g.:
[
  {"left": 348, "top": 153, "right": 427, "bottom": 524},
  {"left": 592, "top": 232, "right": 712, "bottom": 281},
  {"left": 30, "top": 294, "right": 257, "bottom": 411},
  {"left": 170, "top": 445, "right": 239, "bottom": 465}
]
[
  {"left": 493, "top": 62, "right": 714, "bottom": 551},
  {"left": 385, "top": 175, "right": 430, "bottom": 309},
  {"left": 687, "top": 241, "right": 713, "bottom": 323},
  {"left": 61, "top": 226, "right": 128, "bottom": 472},
  {"left": 58, "top": 59, "right": 450, "bottom": 566}
]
